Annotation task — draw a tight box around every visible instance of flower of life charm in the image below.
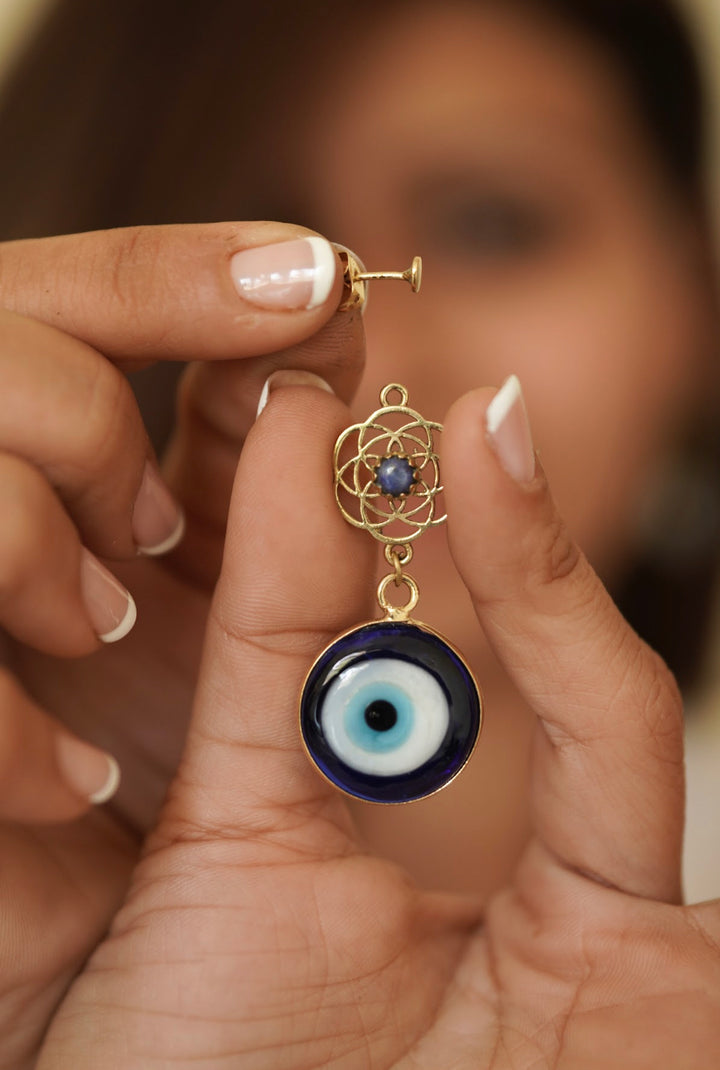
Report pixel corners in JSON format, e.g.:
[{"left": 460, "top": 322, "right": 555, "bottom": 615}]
[
  {"left": 299, "top": 382, "right": 482, "bottom": 804},
  {"left": 333, "top": 383, "right": 446, "bottom": 546}
]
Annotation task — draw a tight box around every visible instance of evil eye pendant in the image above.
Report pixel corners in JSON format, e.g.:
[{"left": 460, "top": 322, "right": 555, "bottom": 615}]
[
  {"left": 300, "top": 620, "right": 481, "bottom": 803},
  {"left": 299, "top": 366, "right": 483, "bottom": 804}
]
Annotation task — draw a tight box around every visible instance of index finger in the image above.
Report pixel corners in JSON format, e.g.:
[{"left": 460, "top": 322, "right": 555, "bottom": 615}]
[{"left": 0, "top": 222, "right": 345, "bottom": 361}]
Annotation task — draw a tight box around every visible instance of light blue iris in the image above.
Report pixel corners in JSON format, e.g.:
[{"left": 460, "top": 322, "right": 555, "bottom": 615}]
[{"left": 344, "top": 682, "right": 415, "bottom": 753}]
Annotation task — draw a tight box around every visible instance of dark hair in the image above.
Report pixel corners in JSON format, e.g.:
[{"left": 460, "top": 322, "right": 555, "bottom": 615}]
[
  {"left": 0, "top": 0, "right": 715, "bottom": 688},
  {"left": 0, "top": 0, "right": 710, "bottom": 237},
  {"left": 518, "top": 0, "right": 708, "bottom": 199}
]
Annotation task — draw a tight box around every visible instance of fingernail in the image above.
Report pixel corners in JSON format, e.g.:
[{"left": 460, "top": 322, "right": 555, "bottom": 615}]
[
  {"left": 256, "top": 370, "right": 335, "bottom": 419},
  {"left": 485, "top": 374, "right": 536, "bottom": 483},
  {"left": 55, "top": 734, "right": 121, "bottom": 805},
  {"left": 80, "top": 549, "right": 137, "bottom": 643},
  {"left": 230, "top": 237, "right": 336, "bottom": 311},
  {"left": 133, "top": 462, "right": 185, "bottom": 556}
]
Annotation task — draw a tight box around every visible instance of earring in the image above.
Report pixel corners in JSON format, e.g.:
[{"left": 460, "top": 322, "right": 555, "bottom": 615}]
[
  {"left": 337, "top": 249, "right": 423, "bottom": 311},
  {"left": 299, "top": 257, "right": 482, "bottom": 804}
]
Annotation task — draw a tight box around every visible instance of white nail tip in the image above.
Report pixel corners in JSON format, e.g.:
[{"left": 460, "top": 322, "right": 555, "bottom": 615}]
[
  {"left": 99, "top": 591, "right": 137, "bottom": 644},
  {"left": 486, "top": 374, "right": 523, "bottom": 434},
  {"left": 256, "top": 376, "right": 271, "bottom": 419},
  {"left": 485, "top": 373, "right": 536, "bottom": 484},
  {"left": 305, "top": 236, "right": 336, "bottom": 309},
  {"left": 256, "top": 371, "right": 335, "bottom": 420},
  {"left": 137, "top": 510, "right": 186, "bottom": 557},
  {"left": 90, "top": 755, "right": 121, "bottom": 805}
]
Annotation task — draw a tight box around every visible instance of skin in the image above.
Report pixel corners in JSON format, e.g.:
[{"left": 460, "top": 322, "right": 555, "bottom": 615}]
[{"left": 0, "top": 4, "right": 718, "bottom": 1068}]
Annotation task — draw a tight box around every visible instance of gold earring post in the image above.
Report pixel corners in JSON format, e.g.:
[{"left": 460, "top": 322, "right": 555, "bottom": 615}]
[
  {"left": 338, "top": 252, "right": 422, "bottom": 311},
  {"left": 355, "top": 257, "right": 423, "bottom": 292}
]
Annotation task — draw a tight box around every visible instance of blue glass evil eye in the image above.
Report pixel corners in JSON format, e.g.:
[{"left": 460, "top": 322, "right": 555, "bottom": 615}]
[{"left": 300, "top": 622, "right": 481, "bottom": 803}]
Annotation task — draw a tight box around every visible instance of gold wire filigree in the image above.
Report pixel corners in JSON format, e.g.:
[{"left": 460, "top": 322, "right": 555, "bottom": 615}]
[{"left": 334, "top": 384, "right": 446, "bottom": 545}]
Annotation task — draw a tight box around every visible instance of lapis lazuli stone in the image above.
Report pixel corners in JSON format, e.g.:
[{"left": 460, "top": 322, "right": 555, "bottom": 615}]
[
  {"left": 299, "top": 621, "right": 482, "bottom": 804},
  {"left": 374, "top": 455, "right": 417, "bottom": 497}
]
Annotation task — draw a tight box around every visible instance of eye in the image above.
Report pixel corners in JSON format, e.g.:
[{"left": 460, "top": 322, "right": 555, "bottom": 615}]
[
  {"left": 430, "top": 196, "right": 556, "bottom": 258},
  {"left": 321, "top": 658, "right": 450, "bottom": 776},
  {"left": 300, "top": 622, "right": 481, "bottom": 804},
  {"left": 408, "top": 173, "right": 563, "bottom": 264}
]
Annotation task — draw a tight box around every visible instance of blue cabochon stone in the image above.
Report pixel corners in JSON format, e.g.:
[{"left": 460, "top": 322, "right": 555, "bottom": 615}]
[
  {"left": 374, "top": 456, "right": 417, "bottom": 497},
  {"left": 300, "top": 621, "right": 481, "bottom": 804}
]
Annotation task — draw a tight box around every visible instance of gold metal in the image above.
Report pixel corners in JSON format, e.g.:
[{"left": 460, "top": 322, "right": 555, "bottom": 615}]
[
  {"left": 334, "top": 383, "right": 446, "bottom": 545},
  {"left": 356, "top": 257, "right": 423, "bottom": 290},
  {"left": 384, "top": 542, "right": 413, "bottom": 585},
  {"left": 377, "top": 572, "right": 420, "bottom": 621},
  {"left": 380, "top": 384, "right": 408, "bottom": 407},
  {"left": 379, "top": 542, "right": 416, "bottom": 618},
  {"left": 339, "top": 252, "right": 422, "bottom": 312}
]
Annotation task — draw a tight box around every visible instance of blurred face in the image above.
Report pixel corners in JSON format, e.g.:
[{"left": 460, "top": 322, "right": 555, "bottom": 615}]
[
  {"left": 281, "top": 1, "right": 715, "bottom": 890},
  {"left": 295, "top": 2, "right": 712, "bottom": 610}
]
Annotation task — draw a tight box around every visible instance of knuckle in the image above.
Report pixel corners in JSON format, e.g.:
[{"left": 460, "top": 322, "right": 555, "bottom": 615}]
[
  {"left": 106, "top": 227, "right": 163, "bottom": 317},
  {"left": 528, "top": 505, "right": 584, "bottom": 592},
  {"left": 546, "top": 517, "right": 582, "bottom": 583},
  {"left": 636, "top": 646, "right": 684, "bottom": 743},
  {"left": 0, "top": 458, "right": 50, "bottom": 598},
  {"left": 590, "top": 632, "right": 684, "bottom": 762},
  {"left": 212, "top": 599, "right": 333, "bottom": 663},
  {"left": 80, "top": 359, "right": 139, "bottom": 471},
  {"left": 610, "top": 627, "right": 682, "bottom": 716},
  {"left": 45, "top": 357, "right": 143, "bottom": 498},
  {"left": 0, "top": 668, "right": 26, "bottom": 782},
  {"left": 0, "top": 247, "right": 20, "bottom": 312}
]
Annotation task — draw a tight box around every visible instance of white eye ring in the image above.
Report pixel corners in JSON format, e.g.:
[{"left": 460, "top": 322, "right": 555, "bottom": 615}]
[{"left": 320, "top": 657, "right": 450, "bottom": 776}]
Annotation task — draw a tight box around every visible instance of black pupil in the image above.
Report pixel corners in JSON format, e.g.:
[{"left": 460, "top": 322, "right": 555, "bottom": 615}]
[{"left": 364, "top": 700, "right": 398, "bottom": 733}]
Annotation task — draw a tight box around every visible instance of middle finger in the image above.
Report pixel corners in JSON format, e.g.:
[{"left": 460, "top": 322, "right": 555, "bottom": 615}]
[
  {"left": 162, "top": 304, "right": 366, "bottom": 588},
  {"left": 0, "top": 308, "right": 182, "bottom": 559}
]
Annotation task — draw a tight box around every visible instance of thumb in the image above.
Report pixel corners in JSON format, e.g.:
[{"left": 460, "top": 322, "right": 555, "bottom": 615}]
[
  {"left": 158, "top": 380, "right": 376, "bottom": 847},
  {"left": 443, "top": 376, "right": 684, "bottom": 903}
]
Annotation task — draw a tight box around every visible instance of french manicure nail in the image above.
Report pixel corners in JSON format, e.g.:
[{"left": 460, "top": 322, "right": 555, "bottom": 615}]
[
  {"left": 55, "top": 734, "right": 121, "bottom": 804},
  {"left": 485, "top": 374, "right": 536, "bottom": 484},
  {"left": 230, "top": 237, "right": 336, "bottom": 311},
  {"left": 133, "top": 462, "right": 185, "bottom": 556},
  {"left": 256, "top": 370, "right": 335, "bottom": 419},
  {"left": 80, "top": 549, "right": 137, "bottom": 643}
]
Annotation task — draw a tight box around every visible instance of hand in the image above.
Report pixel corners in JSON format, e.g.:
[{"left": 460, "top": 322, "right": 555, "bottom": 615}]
[
  {"left": 0, "top": 223, "right": 364, "bottom": 1066},
  {"left": 36, "top": 379, "right": 720, "bottom": 1067}
]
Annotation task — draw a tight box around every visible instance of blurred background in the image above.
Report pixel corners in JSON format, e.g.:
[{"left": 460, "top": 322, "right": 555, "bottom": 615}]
[
  {"left": 1, "top": 0, "right": 719, "bottom": 902},
  {"left": 0, "top": 0, "right": 718, "bottom": 180},
  {"left": 0, "top": 0, "right": 719, "bottom": 115},
  {"left": 0, "top": 0, "right": 52, "bottom": 73}
]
